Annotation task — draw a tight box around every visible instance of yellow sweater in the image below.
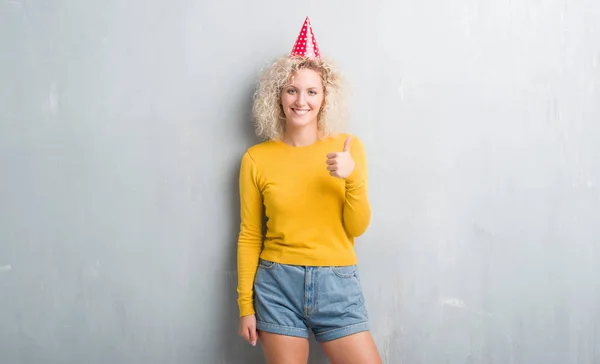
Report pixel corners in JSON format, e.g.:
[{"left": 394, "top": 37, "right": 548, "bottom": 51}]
[{"left": 236, "top": 133, "right": 371, "bottom": 317}]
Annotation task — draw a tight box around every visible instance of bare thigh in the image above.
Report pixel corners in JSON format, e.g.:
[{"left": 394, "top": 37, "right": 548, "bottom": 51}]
[
  {"left": 258, "top": 331, "right": 310, "bottom": 364},
  {"left": 321, "top": 331, "right": 382, "bottom": 364}
]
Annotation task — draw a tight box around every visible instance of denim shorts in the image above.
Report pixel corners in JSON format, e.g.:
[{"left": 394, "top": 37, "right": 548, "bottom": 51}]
[{"left": 253, "top": 259, "right": 370, "bottom": 342}]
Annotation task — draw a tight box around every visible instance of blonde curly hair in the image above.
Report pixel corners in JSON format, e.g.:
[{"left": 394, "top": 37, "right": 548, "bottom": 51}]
[{"left": 252, "top": 55, "right": 346, "bottom": 141}]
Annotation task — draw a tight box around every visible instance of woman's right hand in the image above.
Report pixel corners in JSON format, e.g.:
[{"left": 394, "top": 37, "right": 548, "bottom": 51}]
[{"left": 238, "top": 314, "right": 258, "bottom": 346}]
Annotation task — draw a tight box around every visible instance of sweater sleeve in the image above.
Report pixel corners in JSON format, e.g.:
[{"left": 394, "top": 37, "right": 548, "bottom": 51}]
[
  {"left": 343, "top": 136, "right": 371, "bottom": 237},
  {"left": 236, "top": 151, "right": 264, "bottom": 317}
]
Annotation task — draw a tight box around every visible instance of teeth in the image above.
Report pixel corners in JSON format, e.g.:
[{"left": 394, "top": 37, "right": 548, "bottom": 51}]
[{"left": 293, "top": 109, "right": 309, "bottom": 115}]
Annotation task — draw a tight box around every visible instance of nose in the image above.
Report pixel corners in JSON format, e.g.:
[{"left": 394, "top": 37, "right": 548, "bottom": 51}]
[{"left": 295, "top": 92, "right": 307, "bottom": 106}]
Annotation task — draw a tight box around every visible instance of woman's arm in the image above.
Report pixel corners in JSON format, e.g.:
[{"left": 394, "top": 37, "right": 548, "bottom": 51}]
[
  {"left": 343, "top": 136, "right": 371, "bottom": 237},
  {"left": 236, "top": 151, "right": 263, "bottom": 317}
]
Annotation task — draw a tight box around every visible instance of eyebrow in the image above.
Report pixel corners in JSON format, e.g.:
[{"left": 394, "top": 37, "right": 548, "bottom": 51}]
[{"left": 285, "top": 86, "right": 320, "bottom": 90}]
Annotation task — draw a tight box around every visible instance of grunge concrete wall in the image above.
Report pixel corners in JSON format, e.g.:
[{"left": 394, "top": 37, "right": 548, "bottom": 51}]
[{"left": 1, "top": 0, "right": 599, "bottom": 363}]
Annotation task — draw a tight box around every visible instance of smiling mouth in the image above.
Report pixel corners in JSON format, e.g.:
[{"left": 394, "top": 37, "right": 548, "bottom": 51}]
[{"left": 292, "top": 108, "right": 310, "bottom": 116}]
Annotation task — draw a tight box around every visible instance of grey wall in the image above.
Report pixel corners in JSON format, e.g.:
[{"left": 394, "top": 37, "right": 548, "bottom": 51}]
[{"left": 1, "top": 0, "right": 599, "bottom": 363}]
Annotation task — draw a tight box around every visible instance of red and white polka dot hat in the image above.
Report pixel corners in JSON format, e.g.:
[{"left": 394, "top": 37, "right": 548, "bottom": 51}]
[{"left": 289, "top": 16, "right": 321, "bottom": 59}]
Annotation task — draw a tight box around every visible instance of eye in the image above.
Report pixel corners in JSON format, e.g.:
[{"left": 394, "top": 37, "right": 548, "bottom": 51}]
[
  {"left": 286, "top": 89, "right": 297, "bottom": 94},
  {"left": 308, "top": 90, "right": 318, "bottom": 95}
]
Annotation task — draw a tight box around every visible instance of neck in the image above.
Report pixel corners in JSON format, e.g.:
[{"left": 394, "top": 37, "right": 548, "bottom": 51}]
[{"left": 282, "top": 124, "right": 318, "bottom": 147}]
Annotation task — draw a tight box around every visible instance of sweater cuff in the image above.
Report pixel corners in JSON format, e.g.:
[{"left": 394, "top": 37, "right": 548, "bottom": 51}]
[
  {"left": 345, "top": 165, "right": 366, "bottom": 189},
  {"left": 239, "top": 304, "right": 256, "bottom": 317}
]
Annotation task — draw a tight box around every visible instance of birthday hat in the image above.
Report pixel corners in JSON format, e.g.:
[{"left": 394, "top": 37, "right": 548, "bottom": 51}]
[{"left": 289, "top": 16, "right": 321, "bottom": 59}]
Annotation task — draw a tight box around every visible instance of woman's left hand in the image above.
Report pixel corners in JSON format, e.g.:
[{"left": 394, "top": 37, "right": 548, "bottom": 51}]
[{"left": 326, "top": 137, "right": 355, "bottom": 179}]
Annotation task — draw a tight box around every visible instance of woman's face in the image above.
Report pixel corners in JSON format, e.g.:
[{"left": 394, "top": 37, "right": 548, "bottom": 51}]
[{"left": 280, "top": 68, "right": 324, "bottom": 130}]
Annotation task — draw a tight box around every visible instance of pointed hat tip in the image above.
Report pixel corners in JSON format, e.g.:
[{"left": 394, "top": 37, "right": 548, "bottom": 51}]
[{"left": 289, "top": 15, "right": 321, "bottom": 59}]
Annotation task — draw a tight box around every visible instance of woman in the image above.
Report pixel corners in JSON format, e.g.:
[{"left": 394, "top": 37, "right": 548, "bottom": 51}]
[{"left": 237, "top": 17, "right": 381, "bottom": 364}]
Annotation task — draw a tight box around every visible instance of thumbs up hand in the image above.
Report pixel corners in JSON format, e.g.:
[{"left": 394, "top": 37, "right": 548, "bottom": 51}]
[{"left": 326, "top": 137, "right": 355, "bottom": 179}]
